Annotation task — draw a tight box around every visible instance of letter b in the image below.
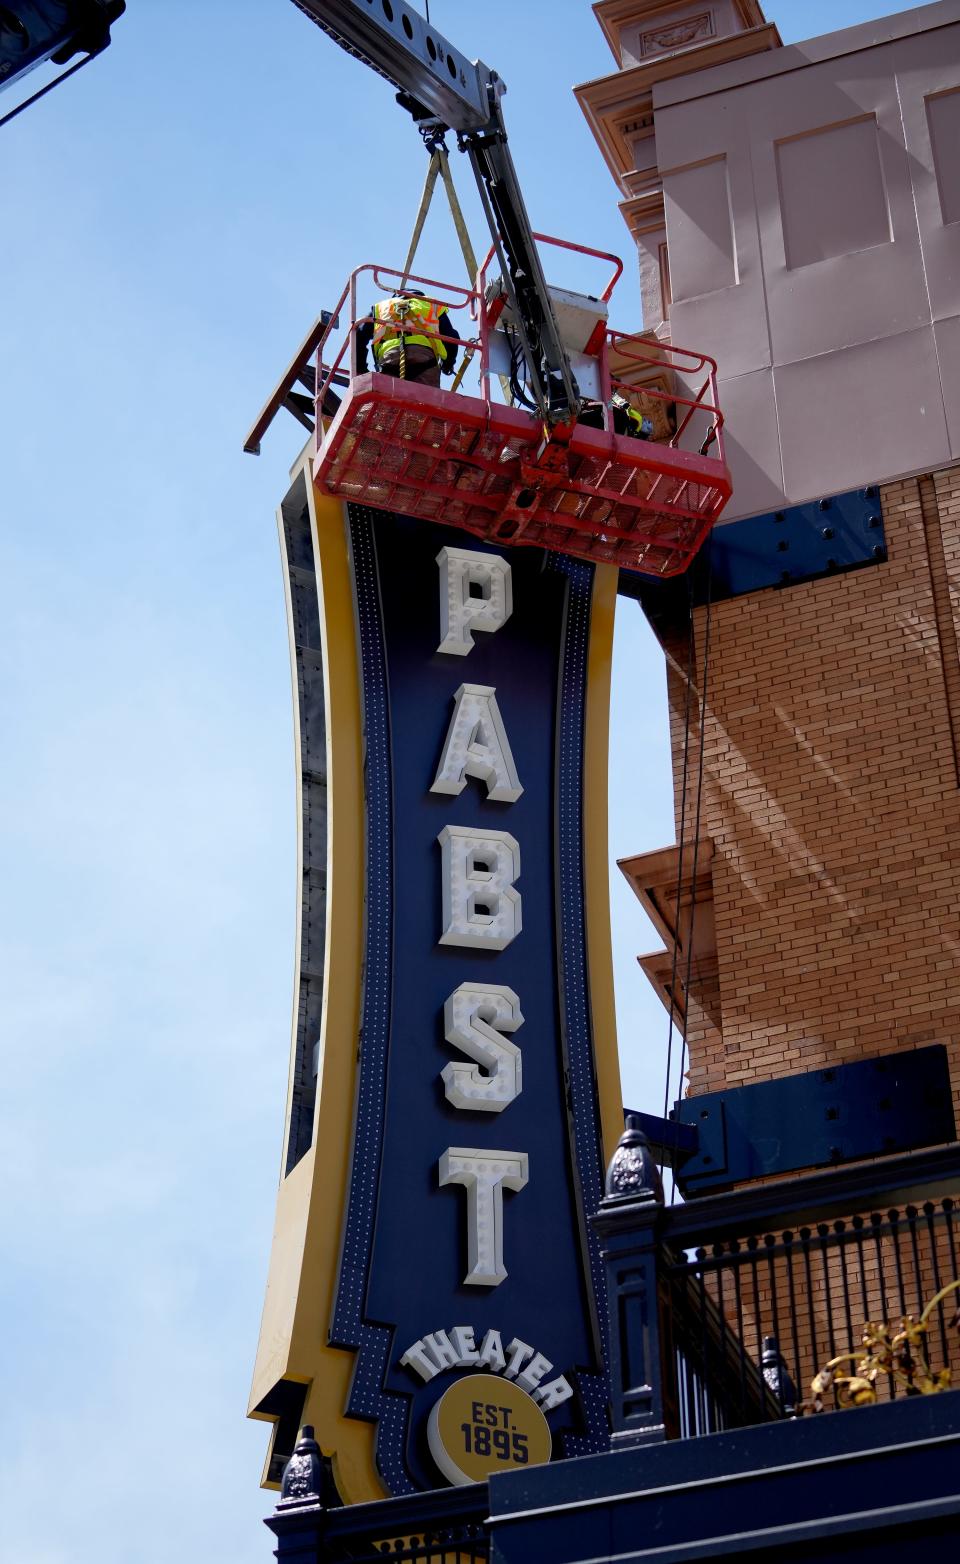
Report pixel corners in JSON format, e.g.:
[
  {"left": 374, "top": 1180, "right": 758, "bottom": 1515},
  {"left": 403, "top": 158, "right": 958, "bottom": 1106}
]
[{"left": 438, "top": 825, "right": 521, "bottom": 951}]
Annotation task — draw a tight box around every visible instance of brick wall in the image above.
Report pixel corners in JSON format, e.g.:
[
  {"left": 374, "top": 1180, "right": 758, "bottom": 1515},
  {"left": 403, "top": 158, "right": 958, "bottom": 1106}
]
[{"left": 668, "top": 463, "right": 960, "bottom": 1110}]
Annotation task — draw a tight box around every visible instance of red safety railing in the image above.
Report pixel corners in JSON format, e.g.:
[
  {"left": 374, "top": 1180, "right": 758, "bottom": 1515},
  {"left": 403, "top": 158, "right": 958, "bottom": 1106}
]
[
  {"left": 315, "top": 262, "right": 480, "bottom": 402},
  {"left": 312, "top": 237, "right": 731, "bottom": 577}
]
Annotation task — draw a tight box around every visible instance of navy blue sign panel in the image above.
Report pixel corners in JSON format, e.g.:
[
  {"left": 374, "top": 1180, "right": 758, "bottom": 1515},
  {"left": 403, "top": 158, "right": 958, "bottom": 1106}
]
[{"left": 330, "top": 505, "right": 611, "bottom": 1494}]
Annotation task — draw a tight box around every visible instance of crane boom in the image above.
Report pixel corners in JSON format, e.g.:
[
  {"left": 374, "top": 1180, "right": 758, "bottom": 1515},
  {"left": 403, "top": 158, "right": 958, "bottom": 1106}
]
[
  {"left": 0, "top": 1, "right": 125, "bottom": 128},
  {"left": 289, "top": 0, "right": 581, "bottom": 422},
  {"left": 289, "top": 0, "right": 492, "bottom": 129}
]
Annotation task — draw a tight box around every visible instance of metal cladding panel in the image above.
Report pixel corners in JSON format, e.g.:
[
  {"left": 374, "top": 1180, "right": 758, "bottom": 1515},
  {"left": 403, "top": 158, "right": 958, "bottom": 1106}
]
[
  {"left": 654, "top": 9, "right": 960, "bottom": 514},
  {"left": 278, "top": 489, "right": 327, "bottom": 1176},
  {"left": 660, "top": 115, "right": 772, "bottom": 384},
  {"left": 706, "top": 367, "right": 785, "bottom": 523},
  {"left": 618, "top": 485, "right": 887, "bottom": 611},
  {"left": 673, "top": 1046, "right": 957, "bottom": 1192},
  {"left": 776, "top": 327, "right": 951, "bottom": 501},
  {"left": 704, "top": 486, "right": 887, "bottom": 599},
  {"left": 934, "top": 315, "right": 960, "bottom": 461}
]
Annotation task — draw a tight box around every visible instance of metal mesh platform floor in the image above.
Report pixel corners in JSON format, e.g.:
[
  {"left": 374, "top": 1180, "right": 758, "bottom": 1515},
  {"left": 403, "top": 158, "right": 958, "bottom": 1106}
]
[{"left": 314, "top": 375, "right": 731, "bottom": 577}]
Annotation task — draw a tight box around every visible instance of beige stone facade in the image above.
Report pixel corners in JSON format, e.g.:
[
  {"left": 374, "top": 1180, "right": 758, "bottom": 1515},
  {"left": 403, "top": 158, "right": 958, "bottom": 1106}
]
[{"left": 581, "top": 2, "right": 960, "bottom": 1127}]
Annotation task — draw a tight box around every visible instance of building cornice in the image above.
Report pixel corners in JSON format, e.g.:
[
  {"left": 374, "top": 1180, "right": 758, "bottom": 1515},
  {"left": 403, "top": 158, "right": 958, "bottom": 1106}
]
[
  {"left": 575, "top": 23, "right": 781, "bottom": 191},
  {"left": 618, "top": 839, "right": 717, "bottom": 1025},
  {"left": 654, "top": 0, "right": 960, "bottom": 108},
  {"left": 620, "top": 190, "right": 667, "bottom": 237},
  {"left": 591, "top": 0, "right": 769, "bottom": 67}
]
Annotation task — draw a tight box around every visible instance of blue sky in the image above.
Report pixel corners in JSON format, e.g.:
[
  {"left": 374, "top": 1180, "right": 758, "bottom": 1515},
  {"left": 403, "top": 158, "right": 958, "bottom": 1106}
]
[{"left": 0, "top": 2, "right": 898, "bottom": 1557}]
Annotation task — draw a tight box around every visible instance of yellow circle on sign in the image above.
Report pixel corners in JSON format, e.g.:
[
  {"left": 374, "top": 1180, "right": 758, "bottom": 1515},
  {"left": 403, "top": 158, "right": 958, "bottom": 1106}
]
[{"left": 427, "top": 1374, "right": 553, "bottom": 1486}]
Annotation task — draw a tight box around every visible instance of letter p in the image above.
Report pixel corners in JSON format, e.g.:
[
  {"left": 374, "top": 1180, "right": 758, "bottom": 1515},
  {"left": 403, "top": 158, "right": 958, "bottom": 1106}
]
[{"left": 437, "top": 547, "right": 512, "bottom": 656}]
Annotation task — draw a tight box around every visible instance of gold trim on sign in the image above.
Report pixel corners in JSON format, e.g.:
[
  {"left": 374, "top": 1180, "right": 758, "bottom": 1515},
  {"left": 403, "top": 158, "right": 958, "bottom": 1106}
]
[
  {"left": 583, "top": 562, "right": 623, "bottom": 1166},
  {"left": 248, "top": 466, "right": 383, "bottom": 1502}
]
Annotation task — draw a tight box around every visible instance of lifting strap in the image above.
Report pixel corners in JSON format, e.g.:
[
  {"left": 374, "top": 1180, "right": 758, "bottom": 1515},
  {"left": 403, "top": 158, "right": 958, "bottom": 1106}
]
[
  {"left": 400, "top": 146, "right": 508, "bottom": 401},
  {"left": 401, "top": 146, "right": 479, "bottom": 289}
]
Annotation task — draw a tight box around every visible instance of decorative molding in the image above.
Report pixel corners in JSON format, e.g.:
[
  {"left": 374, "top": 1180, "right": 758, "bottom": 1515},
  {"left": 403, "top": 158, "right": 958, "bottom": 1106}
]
[
  {"left": 621, "top": 110, "right": 655, "bottom": 136},
  {"left": 575, "top": 24, "right": 781, "bottom": 193},
  {"left": 604, "top": 1119, "right": 664, "bottom": 1202},
  {"left": 638, "top": 11, "right": 714, "bottom": 58},
  {"left": 278, "top": 1427, "right": 324, "bottom": 1507},
  {"left": 592, "top": 0, "right": 771, "bottom": 68},
  {"left": 620, "top": 190, "right": 667, "bottom": 237},
  {"left": 619, "top": 839, "right": 716, "bottom": 1027}
]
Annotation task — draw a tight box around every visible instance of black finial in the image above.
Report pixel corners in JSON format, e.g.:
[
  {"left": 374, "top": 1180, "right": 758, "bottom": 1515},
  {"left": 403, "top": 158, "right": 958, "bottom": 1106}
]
[
  {"left": 604, "top": 1116, "right": 664, "bottom": 1203},
  {"left": 278, "top": 1425, "right": 323, "bottom": 1507},
  {"left": 761, "top": 1336, "right": 797, "bottom": 1415}
]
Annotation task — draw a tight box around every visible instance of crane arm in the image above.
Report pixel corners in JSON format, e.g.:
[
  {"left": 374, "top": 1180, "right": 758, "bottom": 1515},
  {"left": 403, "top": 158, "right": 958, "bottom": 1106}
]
[
  {"left": 0, "top": 1, "right": 124, "bottom": 101},
  {"left": 289, "top": 0, "right": 580, "bottom": 423},
  {"left": 289, "top": 0, "right": 494, "bottom": 132}
]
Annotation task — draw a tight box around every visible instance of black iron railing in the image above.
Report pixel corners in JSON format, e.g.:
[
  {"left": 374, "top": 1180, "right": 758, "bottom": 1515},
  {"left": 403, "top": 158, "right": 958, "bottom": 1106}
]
[
  {"left": 592, "top": 1133, "right": 960, "bottom": 1447},
  {"left": 266, "top": 1139, "right": 960, "bottom": 1559},
  {"left": 266, "top": 1475, "right": 489, "bottom": 1562},
  {"left": 654, "top": 1145, "right": 960, "bottom": 1434},
  {"left": 319, "top": 1488, "right": 488, "bottom": 1561},
  {"left": 661, "top": 1195, "right": 960, "bottom": 1433},
  {"left": 660, "top": 1264, "right": 782, "bottom": 1436}
]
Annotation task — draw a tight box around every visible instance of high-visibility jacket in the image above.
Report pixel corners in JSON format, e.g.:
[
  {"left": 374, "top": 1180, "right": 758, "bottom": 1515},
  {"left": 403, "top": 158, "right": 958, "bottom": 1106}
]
[
  {"left": 612, "top": 393, "right": 653, "bottom": 440},
  {"left": 371, "top": 296, "right": 446, "bottom": 363}
]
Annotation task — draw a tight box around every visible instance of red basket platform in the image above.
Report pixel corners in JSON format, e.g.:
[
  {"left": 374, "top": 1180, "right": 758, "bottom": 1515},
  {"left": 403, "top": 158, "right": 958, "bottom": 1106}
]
[{"left": 314, "top": 373, "right": 731, "bottom": 578}]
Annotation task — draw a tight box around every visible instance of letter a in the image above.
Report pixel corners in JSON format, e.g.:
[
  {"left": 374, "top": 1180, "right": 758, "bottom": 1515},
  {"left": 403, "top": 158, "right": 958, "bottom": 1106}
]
[{"left": 431, "top": 683, "right": 522, "bottom": 803}]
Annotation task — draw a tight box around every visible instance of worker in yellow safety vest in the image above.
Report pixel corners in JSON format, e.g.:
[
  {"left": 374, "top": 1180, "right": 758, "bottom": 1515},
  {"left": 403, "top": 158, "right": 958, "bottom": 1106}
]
[
  {"left": 577, "top": 391, "right": 657, "bottom": 439},
  {"left": 610, "top": 391, "right": 655, "bottom": 439},
  {"left": 356, "top": 288, "right": 460, "bottom": 387}
]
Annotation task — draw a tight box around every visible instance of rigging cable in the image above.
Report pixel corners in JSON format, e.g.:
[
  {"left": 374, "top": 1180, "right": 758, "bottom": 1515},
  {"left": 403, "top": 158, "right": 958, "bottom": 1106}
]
[
  {"left": 659, "top": 573, "right": 697, "bottom": 1178},
  {"left": 507, "top": 324, "right": 534, "bottom": 410},
  {"left": 398, "top": 140, "right": 516, "bottom": 402},
  {"left": 671, "top": 545, "right": 714, "bottom": 1204},
  {"left": 0, "top": 51, "right": 95, "bottom": 130}
]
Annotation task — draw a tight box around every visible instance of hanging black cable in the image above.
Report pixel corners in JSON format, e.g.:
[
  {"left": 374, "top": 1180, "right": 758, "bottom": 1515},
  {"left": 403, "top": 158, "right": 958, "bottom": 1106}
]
[
  {"left": 672, "top": 544, "right": 714, "bottom": 1203},
  {"left": 0, "top": 51, "right": 95, "bottom": 130},
  {"left": 659, "top": 573, "right": 697, "bottom": 1177},
  {"left": 508, "top": 326, "right": 535, "bottom": 410}
]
